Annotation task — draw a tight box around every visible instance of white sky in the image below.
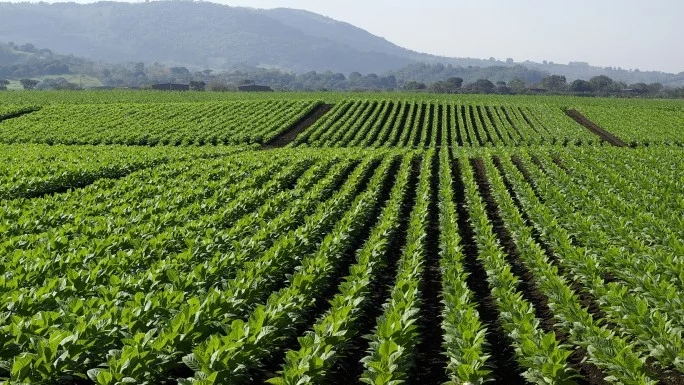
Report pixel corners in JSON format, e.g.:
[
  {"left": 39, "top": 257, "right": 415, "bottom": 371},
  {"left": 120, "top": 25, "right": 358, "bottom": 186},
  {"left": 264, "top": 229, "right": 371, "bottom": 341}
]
[{"left": 9, "top": 0, "right": 684, "bottom": 73}]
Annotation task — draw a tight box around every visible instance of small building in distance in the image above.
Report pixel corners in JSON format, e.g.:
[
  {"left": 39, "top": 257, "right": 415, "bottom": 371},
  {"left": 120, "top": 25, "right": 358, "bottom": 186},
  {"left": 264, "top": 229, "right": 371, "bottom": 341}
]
[
  {"left": 152, "top": 83, "right": 190, "bottom": 91},
  {"left": 238, "top": 84, "right": 273, "bottom": 92}
]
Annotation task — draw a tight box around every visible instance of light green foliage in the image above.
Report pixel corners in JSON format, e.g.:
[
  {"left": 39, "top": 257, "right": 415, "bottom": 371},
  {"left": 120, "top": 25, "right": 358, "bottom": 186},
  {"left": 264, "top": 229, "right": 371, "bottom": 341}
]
[
  {"left": 295, "top": 100, "right": 595, "bottom": 148},
  {"left": 0, "top": 100, "right": 319, "bottom": 145},
  {"left": 0, "top": 92, "right": 678, "bottom": 384},
  {"left": 577, "top": 104, "right": 684, "bottom": 146}
]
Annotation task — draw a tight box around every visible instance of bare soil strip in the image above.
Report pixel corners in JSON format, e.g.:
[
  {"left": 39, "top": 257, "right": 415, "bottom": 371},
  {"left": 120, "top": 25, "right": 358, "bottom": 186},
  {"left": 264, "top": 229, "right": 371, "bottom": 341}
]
[
  {"left": 0, "top": 108, "right": 39, "bottom": 122},
  {"left": 445, "top": 105, "right": 453, "bottom": 147},
  {"left": 518, "top": 107, "right": 543, "bottom": 135},
  {"left": 491, "top": 156, "right": 609, "bottom": 385},
  {"left": 452, "top": 157, "right": 527, "bottom": 384},
  {"left": 517, "top": 155, "right": 613, "bottom": 325},
  {"left": 259, "top": 158, "right": 400, "bottom": 383},
  {"left": 411, "top": 152, "right": 448, "bottom": 384},
  {"left": 327, "top": 158, "right": 419, "bottom": 383},
  {"left": 564, "top": 109, "right": 628, "bottom": 147},
  {"left": 261, "top": 103, "right": 334, "bottom": 149},
  {"left": 469, "top": 106, "right": 490, "bottom": 145},
  {"left": 515, "top": 155, "right": 683, "bottom": 385},
  {"left": 435, "top": 103, "right": 443, "bottom": 147},
  {"left": 500, "top": 106, "right": 525, "bottom": 143}
]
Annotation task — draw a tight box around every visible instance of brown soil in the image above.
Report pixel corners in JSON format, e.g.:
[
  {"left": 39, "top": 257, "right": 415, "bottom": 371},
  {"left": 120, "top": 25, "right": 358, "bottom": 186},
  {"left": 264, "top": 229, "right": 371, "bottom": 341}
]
[
  {"left": 500, "top": 107, "right": 525, "bottom": 143},
  {"left": 452, "top": 157, "right": 527, "bottom": 384},
  {"left": 411, "top": 151, "right": 448, "bottom": 384},
  {"left": 468, "top": 105, "right": 488, "bottom": 145},
  {"left": 564, "top": 109, "right": 627, "bottom": 147},
  {"left": 507, "top": 156, "right": 612, "bottom": 326},
  {"left": 326, "top": 158, "right": 419, "bottom": 383},
  {"left": 475, "top": 157, "right": 609, "bottom": 385},
  {"left": 445, "top": 105, "right": 453, "bottom": 147},
  {"left": 261, "top": 103, "right": 333, "bottom": 149},
  {"left": 258, "top": 158, "right": 400, "bottom": 384},
  {"left": 645, "top": 359, "right": 684, "bottom": 385},
  {"left": 503, "top": 156, "right": 681, "bottom": 383}
]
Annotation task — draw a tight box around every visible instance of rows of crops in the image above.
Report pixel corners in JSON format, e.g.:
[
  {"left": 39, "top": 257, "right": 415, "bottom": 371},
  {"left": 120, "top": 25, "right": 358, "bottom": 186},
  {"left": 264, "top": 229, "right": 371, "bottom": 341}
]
[
  {"left": 0, "top": 144, "right": 251, "bottom": 200},
  {"left": 295, "top": 100, "right": 600, "bottom": 147},
  {"left": 576, "top": 105, "right": 684, "bottom": 146},
  {"left": 1, "top": 91, "right": 681, "bottom": 384},
  {"left": 0, "top": 105, "right": 36, "bottom": 120},
  {"left": 2, "top": 94, "right": 681, "bottom": 148},
  {"left": 1, "top": 142, "right": 681, "bottom": 384},
  {"left": 0, "top": 100, "right": 319, "bottom": 146}
]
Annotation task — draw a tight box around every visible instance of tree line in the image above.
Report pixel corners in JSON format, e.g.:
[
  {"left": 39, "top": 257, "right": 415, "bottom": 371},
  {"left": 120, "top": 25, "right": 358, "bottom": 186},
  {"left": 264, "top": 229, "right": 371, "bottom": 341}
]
[{"left": 2, "top": 42, "right": 683, "bottom": 97}]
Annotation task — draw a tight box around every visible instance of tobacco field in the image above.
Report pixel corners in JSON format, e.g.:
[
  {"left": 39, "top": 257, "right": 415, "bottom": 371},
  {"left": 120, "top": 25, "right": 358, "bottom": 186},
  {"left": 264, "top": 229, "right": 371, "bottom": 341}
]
[{"left": 0, "top": 92, "right": 682, "bottom": 385}]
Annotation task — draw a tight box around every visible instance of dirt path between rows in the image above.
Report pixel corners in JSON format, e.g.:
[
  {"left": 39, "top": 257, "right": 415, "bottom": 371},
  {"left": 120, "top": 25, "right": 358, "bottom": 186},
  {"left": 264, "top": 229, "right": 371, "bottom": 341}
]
[
  {"left": 261, "top": 103, "right": 334, "bottom": 149},
  {"left": 564, "top": 109, "right": 628, "bottom": 147}
]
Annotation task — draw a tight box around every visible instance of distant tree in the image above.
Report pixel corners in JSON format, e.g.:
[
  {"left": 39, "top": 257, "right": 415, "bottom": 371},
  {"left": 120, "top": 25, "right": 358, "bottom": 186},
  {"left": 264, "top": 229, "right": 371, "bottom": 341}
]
[
  {"left": 589, "top": 75, "right": 613, "bottom": 91},
  {"left": 206, "top": 81, "right": 235, "bottom": 92},
  {"left": 468, "top": 79, "right": 495, "bottom": 94},
  {"left": 446, "top": 77, "right": 463, "bottom": 88},
  {"left": 428, "top": 81, "right": 449, "bottom": 93},
  {"left": 506, "top": 58, "right": 514, "bottom": 64},
  {"left": 44, "top": 62, "right": 70, "bottom": 75},
  {"left": 133, "top": 62, "right": 146, "bottom": 77},
  {"left": 609, "top": 81, "right": 627, "bottom": 92},
  {"left": 403, "top": 81, "right": 427, "bottom": 91},
  {"left": 170, "top": 66, "right": 190, "bottom": 76},
  {"left": 540, "top": 75, "right": 567, "bottom": 91},
  {"left": 496, "top": 81, "right": 511, "bottom": 94},
  {"left": 570, "top": 79, "right": 593, "bottom": 93},
  {"left": 20, "top": 78, "right": 39, "bottom": 90},
  {"left": 381, "top": 74, "right": 397, "bottom": 89},
  {"left": 348, "top": 72, "right": 362, "bottom": 81},
  {"left": 647, "top": 82, "right": 664, "bottom": 94},
  {"left": 508, "top": 77, "right": 526, "bottom": 93},
  {"left": 170, "top": 66, "right": 191, "bottom": 82},
  {"left": 37, "top": 77, "right": 80, "bottom": 90},
  {"left": 189, "top": 80, "right": 206, "bottom": 91},
  {"left": 0, "top": 79, "right": 9, "bottom": 90},
  {"left": 629, "top": 82, "right": 650, "bottom": 93}
]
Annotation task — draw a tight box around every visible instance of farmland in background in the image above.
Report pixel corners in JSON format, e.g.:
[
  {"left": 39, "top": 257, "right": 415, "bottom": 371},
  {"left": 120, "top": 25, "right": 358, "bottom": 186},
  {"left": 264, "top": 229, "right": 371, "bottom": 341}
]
[{"left": 0, "top": 91, "right": 682, "bottom": 385}]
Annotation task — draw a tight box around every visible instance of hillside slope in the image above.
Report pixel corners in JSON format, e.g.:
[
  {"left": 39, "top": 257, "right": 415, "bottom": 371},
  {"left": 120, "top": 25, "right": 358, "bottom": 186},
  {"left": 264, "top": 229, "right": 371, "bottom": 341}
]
[
  {"left": 0, "top": 1, "right": 681, "bottom": 85},
  {"left": 0, "top": 1, "right": 421, "bottom": 73}
]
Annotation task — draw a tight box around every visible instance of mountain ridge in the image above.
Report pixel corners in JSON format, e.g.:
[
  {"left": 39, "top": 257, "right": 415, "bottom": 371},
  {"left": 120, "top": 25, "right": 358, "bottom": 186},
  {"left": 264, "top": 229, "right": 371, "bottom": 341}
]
[{"left": 0, "top": 1, "right": 682, "bottom": 86}]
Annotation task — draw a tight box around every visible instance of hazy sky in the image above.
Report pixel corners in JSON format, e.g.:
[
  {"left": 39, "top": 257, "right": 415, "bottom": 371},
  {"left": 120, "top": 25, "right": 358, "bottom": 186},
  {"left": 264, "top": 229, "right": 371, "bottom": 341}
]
[
  {"left": 217, "top": 0, "right": 684, "bottom": 73},
  {"left": 10, "top": 0, "right": 684, "bottom": 73}
]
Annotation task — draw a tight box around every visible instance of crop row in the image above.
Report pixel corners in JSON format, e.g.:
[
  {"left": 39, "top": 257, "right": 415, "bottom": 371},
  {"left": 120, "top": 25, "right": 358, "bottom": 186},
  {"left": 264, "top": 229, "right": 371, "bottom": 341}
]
[
  {"left": 295, "top": 100, "right": 598, "bottom": 147},
  {"left": 576, "top": 105, "right": 684, "bottom": 146},
  {"left": 0, "top": 100, "right": 319, "bottom": 146},
  {"left": 3, "top": 97, "right": 676, "bottom": 149},
  {"left": 0, "top": 105, "right": 37, "bottom": 120},
  {"left": 0, "top": 144, "right": 252, "bottom": 200},
  {"left": 1, "top": 146, "right": 681, "bottom": 384}
]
